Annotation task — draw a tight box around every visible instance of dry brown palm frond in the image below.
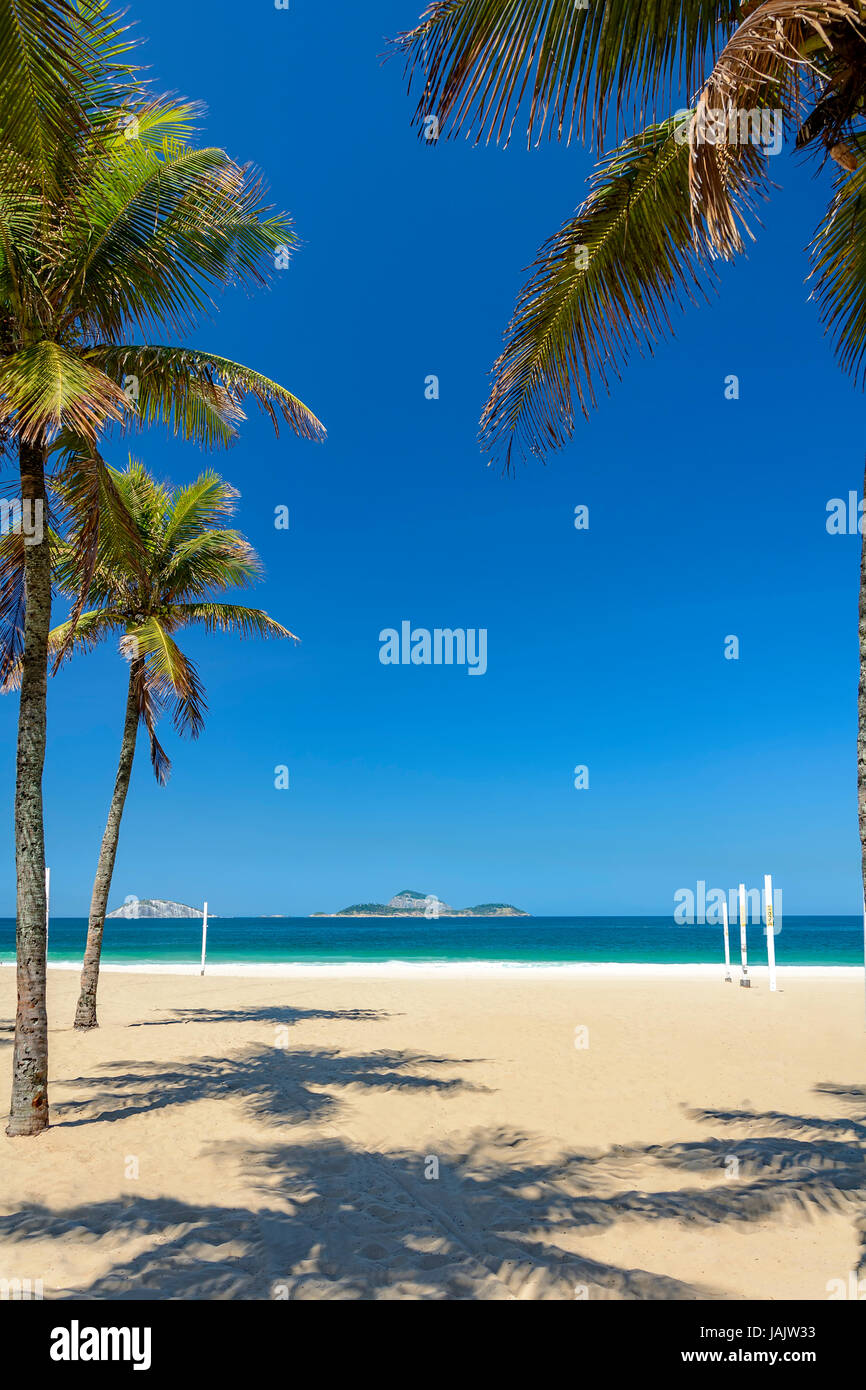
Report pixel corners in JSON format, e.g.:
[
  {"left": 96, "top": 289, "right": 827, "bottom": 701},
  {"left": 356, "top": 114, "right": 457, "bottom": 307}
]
[
  {"left": 388, "top": 0, "right": 745, "bottom": 152},
  {"left": 0, "top": 522, "right": 25, "bottom": 690},
  {"left": 688, "top": 0, "right": 866, "bottom": 255}
]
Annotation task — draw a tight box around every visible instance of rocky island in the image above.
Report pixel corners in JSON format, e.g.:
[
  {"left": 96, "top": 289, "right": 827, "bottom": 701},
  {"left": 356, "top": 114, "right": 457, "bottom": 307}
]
[
  {"left": 107, "top": 899, "right": 205, "bottom": 920},
  {"left": 311, "top": 890, "right": 528, "bottom": 918}
]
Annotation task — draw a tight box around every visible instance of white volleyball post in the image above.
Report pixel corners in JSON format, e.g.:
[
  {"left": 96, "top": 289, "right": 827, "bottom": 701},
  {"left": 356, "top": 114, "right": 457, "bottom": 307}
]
[
  {"left": 722, "top": 898, "right": 732, "bottom": 981},
  {"left": 45, "top": 866, "right": 50, "bottom": 946},
  {"left": 200, "top": 901, "right": 208, "bottom": 977},
  {"left": 738, "top": 882, "right": 750, "bottom": 987},
  {"left": 764, "top": 873, "right": 777, "bottom": 993}
]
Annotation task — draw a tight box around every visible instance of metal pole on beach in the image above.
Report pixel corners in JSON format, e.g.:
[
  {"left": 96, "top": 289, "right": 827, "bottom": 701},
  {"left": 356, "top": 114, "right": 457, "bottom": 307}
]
[
  {"left": 200, "top": 901, "right": 208, "bottom": 977},
  {"left": 738, "top": 882, "right": 750, "bottom": 987},
  {"left": 722, "top": 898, "right": 732, "bottom": 981},
  {"left": 45, "top": 866, "right": 50, "bottom": 947},
  {"left": 764, "top": 874, "right": 777, "bottom": 993}
]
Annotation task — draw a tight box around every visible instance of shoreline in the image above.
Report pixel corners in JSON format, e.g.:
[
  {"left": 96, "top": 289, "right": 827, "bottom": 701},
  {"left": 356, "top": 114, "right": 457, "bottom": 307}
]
[{"left": 2, "top": 960, "right": 861, "bottom": 979}]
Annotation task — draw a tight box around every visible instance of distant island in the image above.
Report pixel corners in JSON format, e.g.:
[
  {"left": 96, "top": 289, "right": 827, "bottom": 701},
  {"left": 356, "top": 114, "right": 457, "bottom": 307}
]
[
  {"left": 311, "top": 889, "right": 529, "bottom": 918},
  {"left": 107, "top": 899, "right": 204, "bottom": 920}
]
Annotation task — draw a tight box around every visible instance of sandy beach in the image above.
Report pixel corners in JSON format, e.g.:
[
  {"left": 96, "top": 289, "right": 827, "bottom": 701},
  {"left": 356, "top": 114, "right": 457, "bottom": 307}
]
[{"left": 0, "top": 965, "right": 863, "bottom": 1300}]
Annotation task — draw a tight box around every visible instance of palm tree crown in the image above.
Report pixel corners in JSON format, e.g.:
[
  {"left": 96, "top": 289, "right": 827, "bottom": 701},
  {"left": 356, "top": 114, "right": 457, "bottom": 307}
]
[
  {"left": 1, "top": 4, "right": 324, "bottom": 448},
  {"left": 41, "top": 460, "right": 295, "bottom": 780}
]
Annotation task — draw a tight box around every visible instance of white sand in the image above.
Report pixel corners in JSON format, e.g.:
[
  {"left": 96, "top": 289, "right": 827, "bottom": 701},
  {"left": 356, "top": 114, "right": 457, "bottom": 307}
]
[{"left": 0, "top": 965, "right": 863, "bottom": 1300}]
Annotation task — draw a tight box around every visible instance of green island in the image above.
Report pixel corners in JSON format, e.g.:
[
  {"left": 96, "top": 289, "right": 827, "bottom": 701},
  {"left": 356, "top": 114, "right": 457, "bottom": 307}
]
[{"left": 311, "top": 890, "right": 528, "bottom": 918}]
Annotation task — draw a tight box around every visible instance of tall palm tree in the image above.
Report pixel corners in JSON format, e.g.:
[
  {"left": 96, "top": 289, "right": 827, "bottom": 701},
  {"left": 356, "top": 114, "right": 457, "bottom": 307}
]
[
  {"left": 392, "top": 0, "right": 866, "bottom": 896},
  {"left": 7, "top": 460, "right": 295, "bottom": 1030},
  {"left": 0, "top": 2, "right": 324, "bottom": 1135}
]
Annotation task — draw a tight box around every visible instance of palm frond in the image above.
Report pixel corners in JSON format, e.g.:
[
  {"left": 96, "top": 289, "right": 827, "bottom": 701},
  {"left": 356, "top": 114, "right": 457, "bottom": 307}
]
[
  {"left": 130, "top": 654, "right": 171, "bottom": 785},
  {"left": 161, "top": 528, "right": 260, "bottom": 598},
  {"left": 0, "top": 0, "right": 141, "bottom": 219},
  {"left": 112, "top": 456, "right": 172, "bottom": 540},
  {"left": 0, "top": 175, "right": 52, "bottom": 331},
  {"left": 85, "top": 344, "right": 325, "bottom": 448},
  {"left": 689, "top": 0, "right": 864, "bottom": 255},
  {"left": 0, "top": 0, "right": 93, "bottom": 192},
  {"left": 480, "top": 117, "right": 763, "bottom": 468},
  {"left": 808, "top": 131, "right": 866, "bottom": 383},
  {"left": 2, "top": 606, "right": 124, "bottom": 689},
  {"left": 123, "top": 615, "right": 206, "bottom": 738},
  {"left": 48, "top": 437, "right": 144, "bottom": 661},
  {"left": 163, "top": 470, "right": 239, "bottom": 549},
  {"left": 70, "top": 0, "right": 140, "bottom": 122},
  {"left": 0, "top": 521, "right": 25, "bottom": 687},
  {"left": 0, "top": 341, "right": 129, "bottom": 442},
  {"left": 390, "top": 0, "right": 741, "bottom": 149},
  {"left": 64, "top": 124, "right": 295, "bottom": 340},
  {"left": 171, "top": 602, "right": 298, "bottom": 642}
]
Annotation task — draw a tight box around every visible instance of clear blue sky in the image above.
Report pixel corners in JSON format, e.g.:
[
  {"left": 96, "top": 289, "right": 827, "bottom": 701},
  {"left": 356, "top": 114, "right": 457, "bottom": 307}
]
[{"left": 1, "top": 2, "right": 862, "bottom": 917}]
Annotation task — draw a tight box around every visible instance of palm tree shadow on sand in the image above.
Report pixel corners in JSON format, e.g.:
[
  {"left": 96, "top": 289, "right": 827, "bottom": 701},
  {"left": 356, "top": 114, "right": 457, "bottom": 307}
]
[
  {"left": 0, "top": 1134, "right": 726, "bottom": 1301},
  {"left": 2, "top": 1061, "right": 863, "bottom": 1298},
  {"left": 52, "top": 1041, "right": 489, "bottom": 1129},
  {"left": 127, "top": 1006, "right": 392, "bottom": 1029}
]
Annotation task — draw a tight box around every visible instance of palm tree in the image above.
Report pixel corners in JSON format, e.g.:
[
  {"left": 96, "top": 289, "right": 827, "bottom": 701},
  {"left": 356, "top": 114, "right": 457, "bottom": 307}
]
[
  {"left": 17, "top": 460, "right": 294, "bottom": 1030},
  {"left": 0, "top": 3, "right": 324, "bottom": 1135},
  {"left": 392, "top": 1, "right": 866, "bottom": 895}
]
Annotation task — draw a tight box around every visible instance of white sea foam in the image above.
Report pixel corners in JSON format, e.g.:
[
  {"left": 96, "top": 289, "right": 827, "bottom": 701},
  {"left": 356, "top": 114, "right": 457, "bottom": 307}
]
[{"left": 1, "top": 961, "right": 859, "bottom": 980}]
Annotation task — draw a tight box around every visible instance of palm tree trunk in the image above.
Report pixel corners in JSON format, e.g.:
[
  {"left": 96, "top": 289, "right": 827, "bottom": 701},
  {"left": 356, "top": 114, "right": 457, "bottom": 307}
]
[
  {"left": 74, "top": 663, "right": 140, "bottom": 1030},
  {"left": 7, "top": 437, "right": 51, "bottom": 1137}
]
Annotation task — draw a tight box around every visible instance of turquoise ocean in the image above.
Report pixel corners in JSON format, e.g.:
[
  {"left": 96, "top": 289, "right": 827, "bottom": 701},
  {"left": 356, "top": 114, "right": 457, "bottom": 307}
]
[{"left": 0, "top": 915, "right": 861, "bottom": 968}]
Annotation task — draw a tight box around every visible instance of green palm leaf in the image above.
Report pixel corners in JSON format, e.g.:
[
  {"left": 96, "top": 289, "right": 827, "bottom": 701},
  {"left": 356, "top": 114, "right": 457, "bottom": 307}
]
[
  {"left": 48, "top": 438, "right": 146, "bottom": 661},
  {"left": 0, "top": 341, "right": 129, "bottom": 441},
  {"left": 1, "top": 597, "right": 127, "bottom": 692},
  {"left": 130, "top": 658, "right": 171, "bottom": 785},
  {"left": 171, "top": 603, "right": 298, "bottom": 642},
  {"left": 163, "top": 529, "right": 260, "bottom": 598},
  {"left": 479, "top": 116, "right": 766, "bottom": 468},
  {"left": 64, "top": 119, "right": 295, "bottom": 340},
  {"left": 163, "top": 472, "right": 240, "bottom": 549},
  {"left": 123, "top": 615, "right": 207, "bottom": 739},
  {"left": 808, "top": 131, "right": 866, "bottom": 384},
  {"left": 86, "top": 344, "right": 325, "bottom": 447},
  {"left": 0, "top": 0, "right": 93, "bottom": 191}
]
